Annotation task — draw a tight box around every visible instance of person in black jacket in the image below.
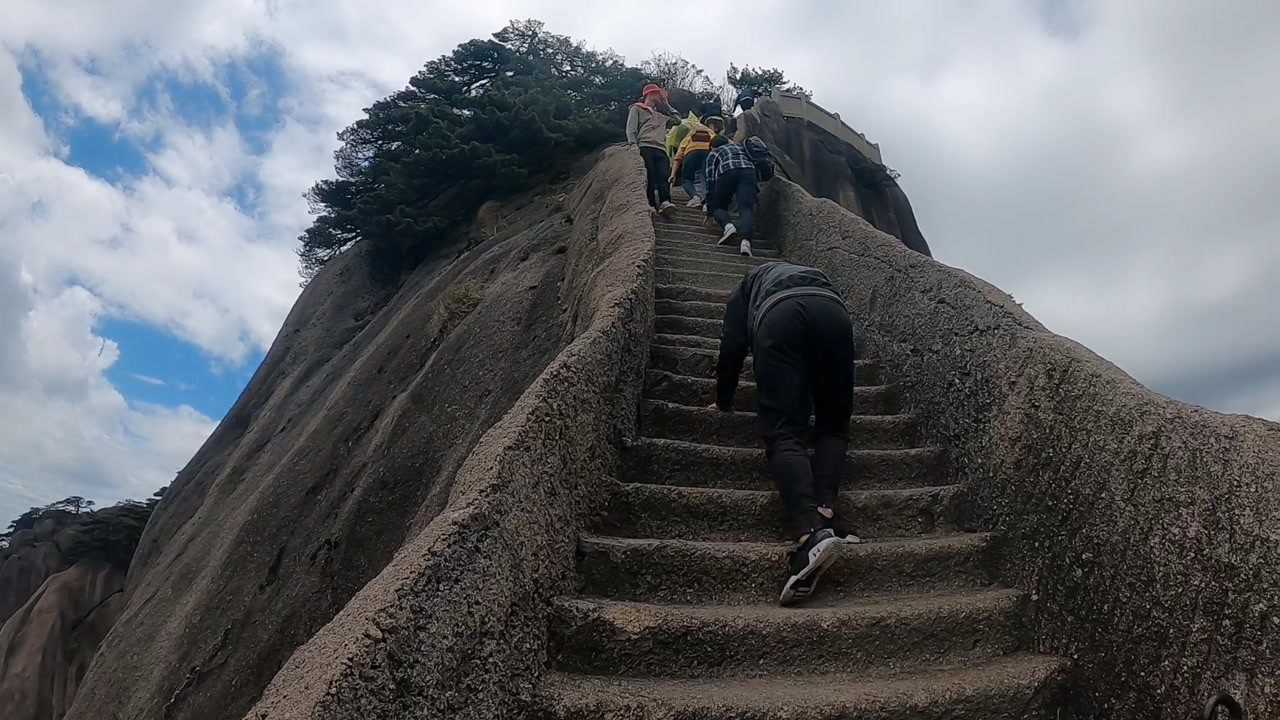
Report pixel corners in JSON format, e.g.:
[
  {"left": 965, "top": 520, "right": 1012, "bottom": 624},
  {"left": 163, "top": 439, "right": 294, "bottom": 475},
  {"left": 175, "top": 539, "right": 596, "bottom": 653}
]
[{"left": 713, "top": 262, "right": 859, "bottom": 606}]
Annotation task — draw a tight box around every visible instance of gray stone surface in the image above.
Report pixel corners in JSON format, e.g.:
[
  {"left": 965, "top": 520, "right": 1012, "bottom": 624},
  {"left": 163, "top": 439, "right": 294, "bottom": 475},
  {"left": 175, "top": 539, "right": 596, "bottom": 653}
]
[
  {"left": 0, "top": 561, "right": 126, "bottom": 720},
  {"left": 756, "top": 177, "right": 1280, "bottom": 718},
  {"left": 64, "top": 151, "right": 638, "bottom": 720},
  {"left": 737, "top": 98, "right": 932, "bottom": 257},
  {"left": 242, "top": 146, "right": 654, "bottom": 720}
]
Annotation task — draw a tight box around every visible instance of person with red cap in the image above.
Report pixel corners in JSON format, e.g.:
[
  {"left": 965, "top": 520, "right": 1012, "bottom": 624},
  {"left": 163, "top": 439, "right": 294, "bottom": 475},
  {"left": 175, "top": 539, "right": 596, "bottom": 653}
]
[{"left": 626, "top": 83, "right": 679, "bottom": 218}]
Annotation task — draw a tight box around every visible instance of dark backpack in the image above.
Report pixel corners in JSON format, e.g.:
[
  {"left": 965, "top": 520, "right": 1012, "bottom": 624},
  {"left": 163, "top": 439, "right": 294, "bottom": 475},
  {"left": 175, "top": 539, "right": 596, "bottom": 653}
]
[{"left": 744, "top": 136, "right": 775, "bottom": 181}]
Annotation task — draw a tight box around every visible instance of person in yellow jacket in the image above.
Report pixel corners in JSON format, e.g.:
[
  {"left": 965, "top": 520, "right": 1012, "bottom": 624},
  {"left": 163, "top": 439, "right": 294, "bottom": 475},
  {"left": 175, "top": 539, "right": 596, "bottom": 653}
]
[{"left": 669, "top": 115, "right": 724, "bottom": 208}]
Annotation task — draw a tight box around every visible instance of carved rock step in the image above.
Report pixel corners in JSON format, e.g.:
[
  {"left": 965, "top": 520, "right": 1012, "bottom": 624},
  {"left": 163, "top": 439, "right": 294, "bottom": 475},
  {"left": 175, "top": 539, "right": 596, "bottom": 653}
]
[
  {"left": 653, "top": 333, "right": 719, "bottom": 351},
  {"left": 600, "top": 483, "right": 960, "bottom": 542},
  {"left": 656, "top": 284, "right": 731, "bottom": 304},
  {"left": 657, "top": 238, "right": 780, "bottom": 260},
  {"left": 640, "top": 400, "right": 918, "bottom": 450},
  {"left": 657, "top": 267, "right": 748, "bottom": 292},
  {"left": 622, "top": 437, "right": 948, "bottom": 491},
  {"left": 657, "top": 254, "right": 771, "bottom": 275},
  {"left": 576, "top": 534, "right": 995, "bottom": 605},
  {"left": 645, "top": 369, "right": 897, "bottom": 414},
  {"left": 548, "top": 588, "right": 1026, "bottom": 678},
  {"left": 650, "top": 344, "right": 880, "bottom": 384},
  {"left": 656, "top": 314, "right": 722, "bottom": 339},
  {"left": 654, "top": 298, "right": 726, "bottom": 320},
  {"left": 655, "top": 222, "right": 737, "bottom": 239},
  {"left": 539, "top": 654, "right": 1070, "bottom": 720}
]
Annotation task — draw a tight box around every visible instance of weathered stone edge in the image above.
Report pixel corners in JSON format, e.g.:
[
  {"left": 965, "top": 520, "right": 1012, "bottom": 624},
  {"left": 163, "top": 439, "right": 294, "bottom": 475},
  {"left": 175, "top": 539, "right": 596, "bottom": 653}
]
[{"left": 243, "top": 146, "right": 654, "bottom": 720}]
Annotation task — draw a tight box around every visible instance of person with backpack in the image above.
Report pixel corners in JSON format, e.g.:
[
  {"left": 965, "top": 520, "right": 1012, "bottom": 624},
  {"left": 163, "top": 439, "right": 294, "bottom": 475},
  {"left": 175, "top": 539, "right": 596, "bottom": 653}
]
[
  {"left": 626, "top": 83, "right": 679, "bottom": 217},
  {"left": 704, "top": 136, "right": 775, "bottom": 257},
  {"left": 669, "top": 115, "right": 723, "bottom": 208},
  {"left": 711, "top": 261, "right": 860, "bottom": 606}
]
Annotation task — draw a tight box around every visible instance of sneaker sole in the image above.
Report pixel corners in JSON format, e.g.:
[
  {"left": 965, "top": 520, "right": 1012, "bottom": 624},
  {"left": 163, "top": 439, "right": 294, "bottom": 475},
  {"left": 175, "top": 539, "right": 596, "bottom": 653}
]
[
  {"left": 778, "top": 537, "right": 840, "bottom": 607},
  {"left": 717, "top": 230, "right": 738, "bottom": 246}
]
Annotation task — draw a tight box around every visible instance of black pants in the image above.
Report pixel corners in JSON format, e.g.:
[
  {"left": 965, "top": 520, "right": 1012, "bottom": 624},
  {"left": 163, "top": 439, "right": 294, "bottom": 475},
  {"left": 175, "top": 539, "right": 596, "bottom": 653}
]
[
  {"left": 639, "top": 146, "right": 671, "bottom": 207},
  {"left": 753, "top": 295, "right": 855, "bottom": 538},
  {"left": 709, "top": 167, "right": 757, "bottom": 238}
]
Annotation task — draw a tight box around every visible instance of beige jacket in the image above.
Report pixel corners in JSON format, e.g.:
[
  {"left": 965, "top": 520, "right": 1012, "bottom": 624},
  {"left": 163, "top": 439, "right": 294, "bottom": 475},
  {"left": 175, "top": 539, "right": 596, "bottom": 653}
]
[{"left": 626, "top": 103, "right": 672, "bottom": 150}]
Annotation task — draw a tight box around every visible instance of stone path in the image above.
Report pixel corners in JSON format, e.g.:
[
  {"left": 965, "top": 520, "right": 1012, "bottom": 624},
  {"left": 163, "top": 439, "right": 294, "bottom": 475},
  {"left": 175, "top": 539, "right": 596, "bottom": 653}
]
[{"left": 537, "top": 192, "right": 1069, "bottom": 719}]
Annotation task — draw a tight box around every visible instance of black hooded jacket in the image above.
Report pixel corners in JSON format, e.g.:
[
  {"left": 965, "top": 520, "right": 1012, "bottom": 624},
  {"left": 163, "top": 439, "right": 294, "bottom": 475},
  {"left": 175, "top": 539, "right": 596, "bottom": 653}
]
[{"left": 716, "top": 262, "right": 847, "bottom": 409}]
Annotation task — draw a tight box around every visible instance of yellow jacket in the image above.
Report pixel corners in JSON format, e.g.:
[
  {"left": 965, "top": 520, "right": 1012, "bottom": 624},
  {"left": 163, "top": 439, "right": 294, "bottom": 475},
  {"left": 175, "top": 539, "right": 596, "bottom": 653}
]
[{"left": 670, "top": 124, "right": 718, "bottom": 180}]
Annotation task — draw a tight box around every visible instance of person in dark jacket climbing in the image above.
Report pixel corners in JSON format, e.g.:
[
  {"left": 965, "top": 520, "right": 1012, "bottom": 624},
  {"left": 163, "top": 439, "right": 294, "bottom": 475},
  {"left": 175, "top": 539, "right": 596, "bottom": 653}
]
[
  {"left": 712, "top": 262, "right": 859, "bottom": 606},
  {"left": 704, "top": 140, "right": 759, "bottom": 257},
  {"left": 626, "top": 83, "right": 679, "bottom": 217}
]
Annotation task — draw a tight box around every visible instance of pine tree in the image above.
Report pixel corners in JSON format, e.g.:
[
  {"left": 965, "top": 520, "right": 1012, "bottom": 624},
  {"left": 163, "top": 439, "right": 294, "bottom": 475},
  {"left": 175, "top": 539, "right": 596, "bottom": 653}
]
[{"left": 297, "top": 20, "right": 645, "bottom": 281}]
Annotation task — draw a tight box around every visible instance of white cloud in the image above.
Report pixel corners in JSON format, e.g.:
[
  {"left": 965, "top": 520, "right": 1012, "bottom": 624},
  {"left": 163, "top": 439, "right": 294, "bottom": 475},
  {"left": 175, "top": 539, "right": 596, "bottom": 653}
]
[
  {"left": 0, "top": 257, "right": 215, "bottom": 523},
  {"left": 130, "top": 373, "right": 166, "bottom": 386}
]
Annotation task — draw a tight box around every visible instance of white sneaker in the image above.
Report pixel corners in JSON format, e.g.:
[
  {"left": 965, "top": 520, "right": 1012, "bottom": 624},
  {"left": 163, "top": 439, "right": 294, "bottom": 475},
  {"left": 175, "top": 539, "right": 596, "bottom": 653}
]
[
  {"left": 658, "top": 201, "right": 676, "bottom": 219},
  {"left": 739, "top": 239, "right": 753, "bottom": 257},
  {"left": 685, "top": 195, "right": 702, "bottom": 207},
  {"left": 717, "top": 223, "right": 738, "bottom": 246}
]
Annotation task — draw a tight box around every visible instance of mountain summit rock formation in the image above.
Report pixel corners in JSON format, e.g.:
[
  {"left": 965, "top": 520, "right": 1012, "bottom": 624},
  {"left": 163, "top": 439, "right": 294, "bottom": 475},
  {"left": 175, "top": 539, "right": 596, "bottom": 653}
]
[{"left": 2, "top": 91, "right": 1274, "bottom": 720}]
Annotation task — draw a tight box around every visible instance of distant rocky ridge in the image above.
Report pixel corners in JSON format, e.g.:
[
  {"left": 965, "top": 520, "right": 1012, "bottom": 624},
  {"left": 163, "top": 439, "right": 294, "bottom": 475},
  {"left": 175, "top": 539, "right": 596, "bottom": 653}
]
[{"left": 0, "top": 501, "right": 156, "bottom": 720}]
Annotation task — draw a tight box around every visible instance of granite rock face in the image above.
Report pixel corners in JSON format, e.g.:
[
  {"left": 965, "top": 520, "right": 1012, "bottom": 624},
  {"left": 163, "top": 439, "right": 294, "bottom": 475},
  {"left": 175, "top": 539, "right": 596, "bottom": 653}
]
[
  {"left": 756, "top": 178, "right": 1280, "bottom": 718},
  {"left": 0, "top": 562, "right": 126, "bottom": 720},
  {"left": 62, "top": 155, "right": 630, "bottom": 720},
  {"left": 0, "top": 537, "right": 70, "bottom": 627},
  {"left": 245, "top": 146, "right": 653, "bottom": 720},
  {"left": 738, "top": 97, "right": 932, "bottom": 256}
]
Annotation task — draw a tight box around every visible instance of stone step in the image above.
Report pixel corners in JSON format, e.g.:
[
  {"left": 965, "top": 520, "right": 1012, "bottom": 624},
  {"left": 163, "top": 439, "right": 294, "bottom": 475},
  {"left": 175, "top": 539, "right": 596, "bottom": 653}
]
[
  {"left": 654, "top": 223, "right": 725, "bottom": 240},
  {"left": 656, "top": 284, "right": 731, "bottom": 304},
  {"left": 649, "top": 344, "right": 881, "bottom": 384},
  {"left": 667, "top": 207, "right": 724, "bottom": 224},
  {"left": 622, "top": 438, "right": 948, "bottom": 491},
  {"left": 653, "top": 333, "right": 718, "bottom": 351},
  {"left": 657, "top": 256, "right": 758, "bottom": 277},
  {"left": 640, "top": 400, "right": 918, "bottom": 450},
  {"left": 549, "top": 588, "right": 1026, "bottom": 678},
  {"left": 645, "top": 370, "right": 898, "bottom": 414},
  {"left": 656, "top": 268, "right": 745, "bottom": 292},
  {"left": 654, "top": 228, "right": 779, "bottom": 253},
  {"left": 656, "top": 314, "right": 721, "bottom": 339},
  {"left": 599, "top": 483, "right": 960, "bottom": 542},
  {"left": 656, "top": 238, "right": 781, "bottom": 259},
  {"left": 539, "top": 654, "right": 1069, "bottom": 720},
  {"left": 654, "top": 298, "right": 725, "bottom": 320},
  {"left": 657, "top": 250, "right": 773, "bottom": 272},
  {"left": 576, "top": 533, "right": 996, "bottom": 605}
]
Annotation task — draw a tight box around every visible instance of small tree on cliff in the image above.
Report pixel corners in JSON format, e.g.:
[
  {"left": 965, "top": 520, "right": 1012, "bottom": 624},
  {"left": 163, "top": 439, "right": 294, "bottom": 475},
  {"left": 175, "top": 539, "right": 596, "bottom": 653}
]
[
  {"left": 297, "top": 20, "right": 645, "bottom": 281},
  {"left": 640, "top": 52, "right": 714, "bottom": 95},
  {"left": 727, "top": 64, "right": 810, "bottom": 98}
]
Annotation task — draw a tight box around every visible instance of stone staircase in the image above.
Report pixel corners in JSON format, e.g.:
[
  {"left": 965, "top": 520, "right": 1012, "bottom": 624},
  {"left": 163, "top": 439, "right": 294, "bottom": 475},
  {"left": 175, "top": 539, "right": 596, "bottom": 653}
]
[{"left": 537, "top": 193, "right": 1069, "bottom": 719}]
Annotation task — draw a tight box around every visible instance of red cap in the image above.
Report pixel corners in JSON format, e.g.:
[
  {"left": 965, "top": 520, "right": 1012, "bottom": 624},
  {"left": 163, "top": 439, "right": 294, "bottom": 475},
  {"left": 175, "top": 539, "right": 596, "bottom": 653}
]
[{"left": 641, "top": 83, "right": 664, "bottom": 98}]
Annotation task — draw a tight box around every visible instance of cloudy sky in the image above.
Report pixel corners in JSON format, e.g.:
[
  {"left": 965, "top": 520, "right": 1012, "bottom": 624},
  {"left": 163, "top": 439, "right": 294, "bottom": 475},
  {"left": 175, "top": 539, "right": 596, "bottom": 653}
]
[{"left": 2, "top": 0, "right": 1277, "bottom": 523}]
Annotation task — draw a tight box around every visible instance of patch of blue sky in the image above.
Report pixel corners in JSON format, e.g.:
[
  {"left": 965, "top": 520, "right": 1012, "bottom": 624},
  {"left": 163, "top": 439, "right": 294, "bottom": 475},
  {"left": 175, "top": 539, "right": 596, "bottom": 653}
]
[
  {"left": 99, "top": 317, "right": 264, "bottom": 421},
  {"left": 20, "top": 46, "right": 290, "bottom": 185},
  {"left": 222, "top": 47, "right": 291, "bottom": 154},
  {"left": 19, "top": 65, "right": 149, "bottom": 180}
]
